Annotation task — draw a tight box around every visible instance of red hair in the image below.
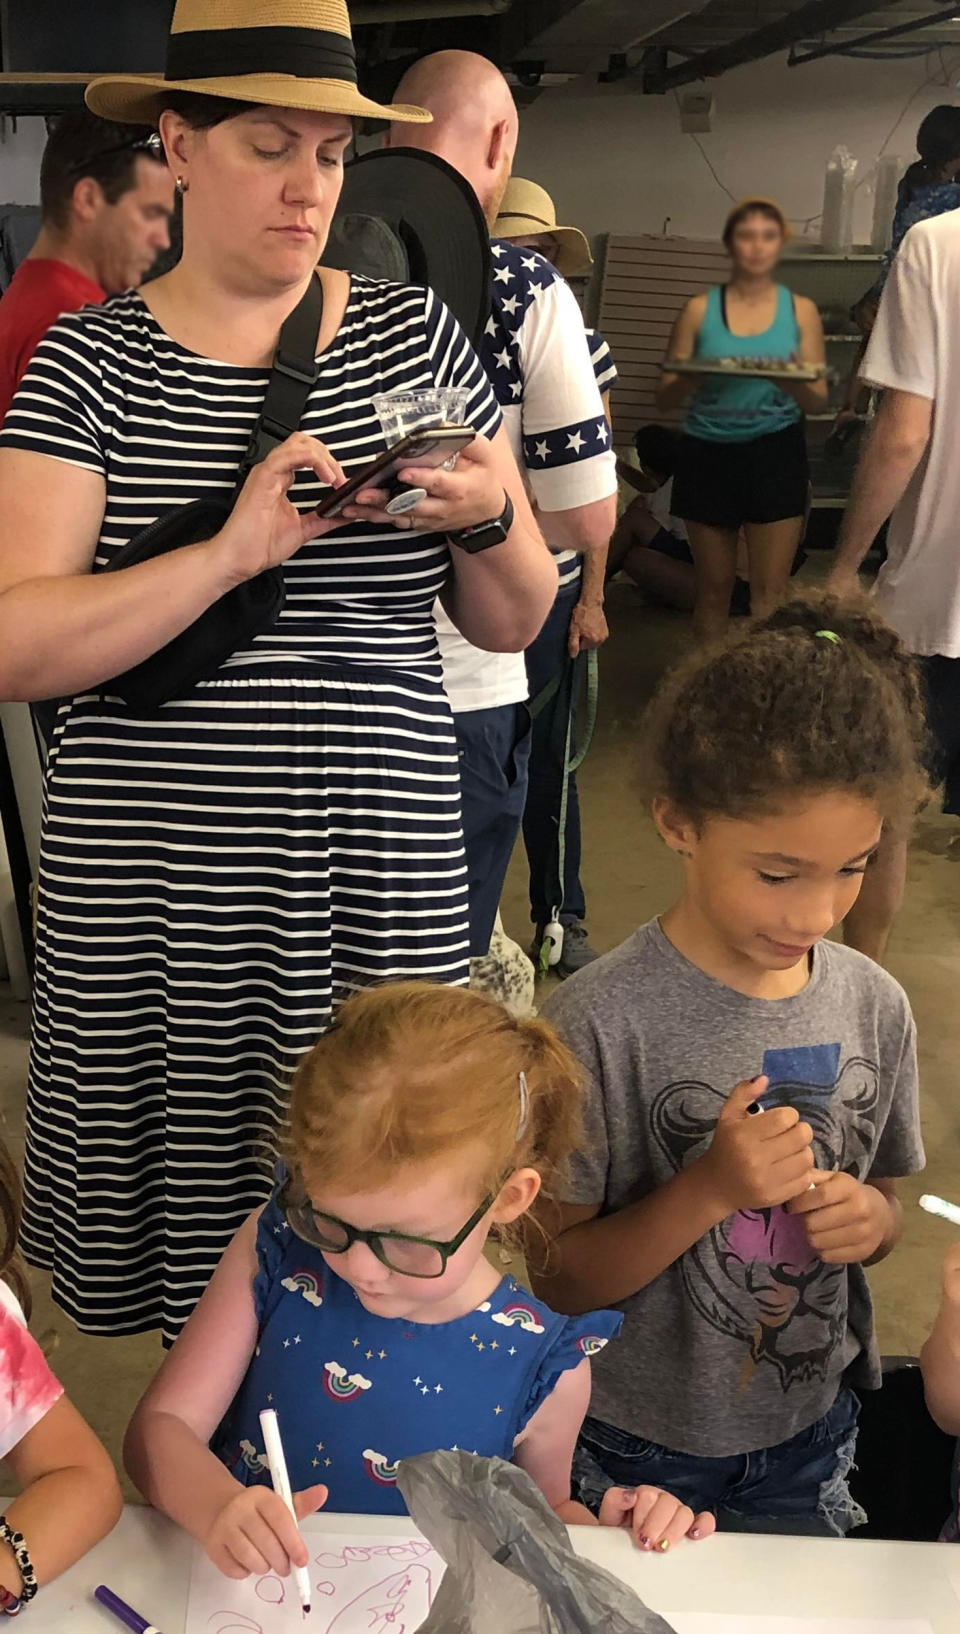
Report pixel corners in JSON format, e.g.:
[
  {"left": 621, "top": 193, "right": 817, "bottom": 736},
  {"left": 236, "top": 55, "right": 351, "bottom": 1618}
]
[{"left": 287, "top": 982, "right": 583, "bottom": 1202}]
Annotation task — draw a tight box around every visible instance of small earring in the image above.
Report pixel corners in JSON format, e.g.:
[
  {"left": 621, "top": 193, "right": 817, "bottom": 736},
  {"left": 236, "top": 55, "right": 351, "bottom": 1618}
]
[{"left": 175, "top": 175, "right": 189, "bottom": 196}]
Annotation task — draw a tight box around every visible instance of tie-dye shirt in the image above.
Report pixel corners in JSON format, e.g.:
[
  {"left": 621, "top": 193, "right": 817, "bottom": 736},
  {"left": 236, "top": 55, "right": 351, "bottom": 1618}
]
[
  {"left": 0, "top": 1281, "right": 63, "bottom": 1462},
  {"left": 212, "top": 1190, "right": 620, "bottom": 1515}
]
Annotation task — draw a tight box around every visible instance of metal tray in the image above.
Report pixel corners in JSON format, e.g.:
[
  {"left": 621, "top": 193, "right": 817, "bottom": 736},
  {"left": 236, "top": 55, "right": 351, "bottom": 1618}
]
[{"left": 667, "top": 359, "right": 827, "bottom": 383}]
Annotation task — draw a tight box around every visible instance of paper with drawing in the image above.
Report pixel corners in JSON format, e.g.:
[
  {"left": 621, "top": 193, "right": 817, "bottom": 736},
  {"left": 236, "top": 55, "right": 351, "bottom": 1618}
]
[
  {"left": 187, "top": 1535, "right": 934, "bottom": 1634},
  {"left": 188, "top": 1533, "right": 445, "bottom": 1632}
]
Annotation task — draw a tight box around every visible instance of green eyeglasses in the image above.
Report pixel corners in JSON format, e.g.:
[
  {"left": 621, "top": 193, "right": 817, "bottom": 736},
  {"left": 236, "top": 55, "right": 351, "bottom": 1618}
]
[{"left": 280, "top": 1178, "right": 494, "bottom": 1279}]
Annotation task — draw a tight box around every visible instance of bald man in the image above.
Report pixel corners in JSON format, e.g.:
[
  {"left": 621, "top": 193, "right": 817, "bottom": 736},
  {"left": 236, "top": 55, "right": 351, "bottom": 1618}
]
[{"left": 388, "top": 53, "right": 617, "bottom": 980}]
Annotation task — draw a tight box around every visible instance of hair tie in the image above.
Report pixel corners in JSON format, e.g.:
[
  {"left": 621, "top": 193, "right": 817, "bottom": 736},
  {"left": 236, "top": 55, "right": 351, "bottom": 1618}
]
[
  {"left": 516, "top": 1071, "right": 530, "bottom": 1141},
  {"left": 815, "top": 629, "right": 842, "bottom": 645}
]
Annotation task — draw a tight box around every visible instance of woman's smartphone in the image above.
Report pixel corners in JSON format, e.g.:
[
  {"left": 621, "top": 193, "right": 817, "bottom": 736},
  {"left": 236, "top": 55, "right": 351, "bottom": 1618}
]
[{"left": 315, "top": 425, "right": 477, "bottom": 519}]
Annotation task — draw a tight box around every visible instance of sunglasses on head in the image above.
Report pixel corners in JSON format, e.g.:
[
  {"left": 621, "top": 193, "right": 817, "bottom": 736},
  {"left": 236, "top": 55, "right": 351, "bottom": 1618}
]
[{"left": 65, "top": 131, "right": 165, "bottom": 178}]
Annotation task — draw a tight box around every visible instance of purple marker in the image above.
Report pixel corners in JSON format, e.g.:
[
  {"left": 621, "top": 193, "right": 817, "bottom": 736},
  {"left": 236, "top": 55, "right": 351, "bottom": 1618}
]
[{"left": 94, "top": 1584, "right": 165, "bottom": 1634}]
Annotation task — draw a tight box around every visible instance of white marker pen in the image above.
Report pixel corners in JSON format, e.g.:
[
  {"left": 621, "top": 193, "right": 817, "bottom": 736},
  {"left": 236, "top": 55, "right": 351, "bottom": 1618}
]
[
  {"left": 259, "top": 1407, "right": 312, "bottom": 1616},
  {"left": 920, "top": 1193, "right": 960, "bottom": 1228}
]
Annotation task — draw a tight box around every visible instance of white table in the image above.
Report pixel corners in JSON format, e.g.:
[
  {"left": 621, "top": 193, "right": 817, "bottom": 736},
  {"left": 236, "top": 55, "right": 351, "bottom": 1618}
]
[{"left": 22, "top": 1506, "right": 960, "bottom": 1631}]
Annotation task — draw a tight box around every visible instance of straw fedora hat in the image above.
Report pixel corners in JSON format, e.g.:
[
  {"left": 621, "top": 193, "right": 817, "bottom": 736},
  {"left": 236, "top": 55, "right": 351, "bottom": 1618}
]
[
  {"left": 85, "top": 0, "right": 430, "bottom": 128},
  {"left": 493, "top": 178, "right": 593, "bottom": 277}
]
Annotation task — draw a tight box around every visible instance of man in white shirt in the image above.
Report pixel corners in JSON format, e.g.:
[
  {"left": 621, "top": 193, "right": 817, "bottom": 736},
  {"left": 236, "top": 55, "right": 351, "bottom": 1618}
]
[
  {"left": 827, "top": 211, "right": 952, "bottom": 962},
  {"left": 388, "top": 52, "right": 617, "bottom": 978}
]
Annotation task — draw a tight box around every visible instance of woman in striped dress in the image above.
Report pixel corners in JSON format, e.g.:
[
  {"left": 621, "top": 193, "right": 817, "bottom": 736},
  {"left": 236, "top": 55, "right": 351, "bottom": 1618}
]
[{"left": 0, "top": 0, "right": 554, "bottom": 1345}]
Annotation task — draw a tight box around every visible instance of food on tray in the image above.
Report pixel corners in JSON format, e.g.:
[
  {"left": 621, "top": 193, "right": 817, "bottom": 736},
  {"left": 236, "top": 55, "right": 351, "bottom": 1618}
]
[{"left": 667, "top": 356, "right": 827, "bottom": 381}]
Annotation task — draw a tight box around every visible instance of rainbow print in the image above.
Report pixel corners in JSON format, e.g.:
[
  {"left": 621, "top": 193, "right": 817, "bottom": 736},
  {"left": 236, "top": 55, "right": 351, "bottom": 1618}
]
[
  {"left": 363, "top": 1448, "right": 400, "bottom": 1487},
  {"left": 281, "top": 1269, "right": 323, "bottom": 1308},
  {"left": 491, "top": 1303, "right": 545, "bottom": 1335},
  {"left": 576, "top": 1334, "right": 610, "bottom": 1357},
  {"left": 322, "top": 1361, "right": 373, "bottom": 1402},
  {"left": 238, "top": 1438, "right": 268, "bottom": 1473}
]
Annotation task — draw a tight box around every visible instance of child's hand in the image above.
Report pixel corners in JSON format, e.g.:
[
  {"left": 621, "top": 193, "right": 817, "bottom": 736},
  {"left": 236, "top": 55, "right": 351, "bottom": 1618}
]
[
  {"left": 599, "top": 1485, "right": 716, "bottom": 1551},
  {"left": 205, "top": 1482, "right": 327, "bottom": 1579},
  {"left": 942, "top": 1242, "right": 960, "bottom": 1309},
  {"left": 786, "top": 1171, "right": 890, "bottom": 1263},
  {"left": 698, "top": 1076, "right": 815, "bottom": 1217}
]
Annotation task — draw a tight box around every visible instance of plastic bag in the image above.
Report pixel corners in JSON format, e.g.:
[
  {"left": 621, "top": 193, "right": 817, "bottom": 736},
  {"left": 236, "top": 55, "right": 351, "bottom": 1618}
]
[{"left": 397, "top": 1449, "right": 677, "bottom": 1634}]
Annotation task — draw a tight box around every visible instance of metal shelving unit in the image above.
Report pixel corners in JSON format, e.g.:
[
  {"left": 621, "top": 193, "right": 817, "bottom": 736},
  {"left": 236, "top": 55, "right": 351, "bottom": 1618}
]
[{"left": 780, "top": 247, "right": 882, "bottom": 513}]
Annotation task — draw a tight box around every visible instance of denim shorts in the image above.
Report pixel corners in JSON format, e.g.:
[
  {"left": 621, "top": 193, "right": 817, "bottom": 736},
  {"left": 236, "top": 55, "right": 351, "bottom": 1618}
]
[{"left": 574, "top": 1389, "right": 866, "bottom": 1537}]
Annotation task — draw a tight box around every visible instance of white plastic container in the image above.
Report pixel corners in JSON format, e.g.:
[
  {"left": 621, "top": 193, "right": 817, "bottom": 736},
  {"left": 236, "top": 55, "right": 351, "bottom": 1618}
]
[
  {"left": 822, "top": 146, "right": 858, "bottom": 254},
  {"left": 372, "top": 388, "right": 472, "bottom": 447},
  {"left": 871, "top": 153, "right": 903, "bottom": 251}
]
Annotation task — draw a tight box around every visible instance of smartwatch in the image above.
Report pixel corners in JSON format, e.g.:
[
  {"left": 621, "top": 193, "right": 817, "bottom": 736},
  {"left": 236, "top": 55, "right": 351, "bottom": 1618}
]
[{"left": 448, "top": 491, "right": 514, "bottom": 554}]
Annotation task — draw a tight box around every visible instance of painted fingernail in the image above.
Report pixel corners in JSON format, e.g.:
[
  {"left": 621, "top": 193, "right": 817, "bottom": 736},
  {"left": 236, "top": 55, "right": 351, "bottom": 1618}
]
[
  {"left": 658, "top": 1538, "right": 671, "bottom": 1552},
  {"left": 690, "top": 1528, "right": 702, "bottom": 1540},
  {"left": 638, "top": 1535, "right": 650, "bottom": 1549}
]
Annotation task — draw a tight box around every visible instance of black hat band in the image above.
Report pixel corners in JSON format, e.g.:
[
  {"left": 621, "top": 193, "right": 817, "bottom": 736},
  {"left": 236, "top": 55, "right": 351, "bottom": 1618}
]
[{"left": 166, "top": 25, "right": 358, "bottom": 85}]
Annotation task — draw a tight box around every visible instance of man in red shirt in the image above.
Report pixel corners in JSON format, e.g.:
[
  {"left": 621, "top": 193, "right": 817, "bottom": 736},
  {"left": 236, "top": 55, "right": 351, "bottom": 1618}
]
[{"left": 0, "top": 109, "right": 174, "bottom": 419}]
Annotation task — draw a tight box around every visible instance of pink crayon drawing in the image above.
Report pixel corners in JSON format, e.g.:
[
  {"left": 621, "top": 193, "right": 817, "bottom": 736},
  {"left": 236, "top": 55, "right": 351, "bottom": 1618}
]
[
  {"left": 205, "top": 1616, "right": 266, "bottom": 1633},
  {"left": 326, "top": 1564, "right": 434, "bottom": 1633},
  {"left": 314, "top": 1541, "right": 434, "bottom": 1571},
  {"left": 190, "top": 1531, "right": 444, "bottom": 1634},
  {"left": 254, "top": 1577, "right": 285, "bottom": 1605}
]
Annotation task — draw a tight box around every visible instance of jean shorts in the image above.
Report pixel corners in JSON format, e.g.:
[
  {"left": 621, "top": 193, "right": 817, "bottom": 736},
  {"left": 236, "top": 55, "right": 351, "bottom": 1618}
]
[{"left": 573, "top": 1388, "right": 866, "bottom": 1537}]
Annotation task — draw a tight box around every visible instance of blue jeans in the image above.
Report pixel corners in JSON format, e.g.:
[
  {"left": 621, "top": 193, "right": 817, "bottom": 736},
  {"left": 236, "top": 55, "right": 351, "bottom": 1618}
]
[
  {"left": 455, "top": 702, "right": 531, "bottom": 956},
  {"left": 574, "top": 1390, "right": 866, "bottom": 1537}
]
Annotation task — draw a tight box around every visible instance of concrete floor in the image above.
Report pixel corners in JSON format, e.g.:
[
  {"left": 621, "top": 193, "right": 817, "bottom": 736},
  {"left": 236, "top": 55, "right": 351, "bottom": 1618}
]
[{"left": 2, "top": 568, "right": 959, "bottom": 1500}]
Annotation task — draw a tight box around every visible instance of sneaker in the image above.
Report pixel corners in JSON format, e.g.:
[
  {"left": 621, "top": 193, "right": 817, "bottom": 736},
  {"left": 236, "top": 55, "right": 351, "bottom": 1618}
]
[{"left": 530, "top": 920, "right": 599, "bottom": 978}]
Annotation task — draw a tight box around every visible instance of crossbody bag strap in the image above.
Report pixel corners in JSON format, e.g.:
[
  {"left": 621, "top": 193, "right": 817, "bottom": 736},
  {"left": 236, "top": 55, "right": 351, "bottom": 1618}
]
[{"left": 236, "top": 271, "right": 324, "bottom": 489}]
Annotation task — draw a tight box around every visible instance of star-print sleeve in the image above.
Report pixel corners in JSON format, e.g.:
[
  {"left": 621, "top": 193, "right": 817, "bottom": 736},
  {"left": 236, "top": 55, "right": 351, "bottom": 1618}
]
[
  {"left": 517, "top": 1307, "right": 622, "bottom": 1435},
  {"left": 0, "top": 1282, "right": 63, "bottom": 1463},
  {"left": 516, "top": 275, "right": 617, "bottom": 513},
  {"left": 421, "top": 287, "right": 502, "bottom": 444}
]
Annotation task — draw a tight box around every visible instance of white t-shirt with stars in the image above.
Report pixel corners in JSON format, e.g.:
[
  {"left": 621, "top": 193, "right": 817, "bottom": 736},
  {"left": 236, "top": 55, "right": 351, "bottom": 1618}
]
[{"left": 439, "top": 242, "right": 617, "bottom": 713}]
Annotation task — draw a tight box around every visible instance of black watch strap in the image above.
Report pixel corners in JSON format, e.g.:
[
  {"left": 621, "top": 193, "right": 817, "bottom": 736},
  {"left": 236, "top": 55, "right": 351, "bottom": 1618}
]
[{"left": 447, "top": 490, "right": 514, "bottom": 554}]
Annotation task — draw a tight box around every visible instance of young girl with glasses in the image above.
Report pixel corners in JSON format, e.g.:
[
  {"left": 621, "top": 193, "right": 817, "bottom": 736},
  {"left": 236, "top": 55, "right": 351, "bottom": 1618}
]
[{"left": 124, "top": 982, "right": 715, "bottom": 1582}]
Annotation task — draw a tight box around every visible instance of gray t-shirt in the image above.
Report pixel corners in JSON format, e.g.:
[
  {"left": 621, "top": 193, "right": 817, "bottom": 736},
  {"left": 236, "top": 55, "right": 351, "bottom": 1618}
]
[{"left": 543, "top": 920, "right": 924, "bottom": 1459}]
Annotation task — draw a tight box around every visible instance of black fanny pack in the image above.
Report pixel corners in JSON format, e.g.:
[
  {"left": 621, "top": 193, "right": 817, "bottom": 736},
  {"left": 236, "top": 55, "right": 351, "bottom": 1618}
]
[{"left": 99, "top": 274, "right": 324, "bottom": 712}]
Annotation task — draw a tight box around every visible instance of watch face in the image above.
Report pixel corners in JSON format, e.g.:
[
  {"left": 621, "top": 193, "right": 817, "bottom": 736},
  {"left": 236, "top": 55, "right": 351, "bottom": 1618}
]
[{"left": 459, "top": 521, "right": 507, "bottom": 552}]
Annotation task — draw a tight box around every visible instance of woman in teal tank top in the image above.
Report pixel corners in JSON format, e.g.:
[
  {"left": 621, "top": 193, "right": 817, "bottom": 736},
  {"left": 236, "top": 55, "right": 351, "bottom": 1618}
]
[{"left": 659, "top": 199, "right": 827, "bottom": 642}]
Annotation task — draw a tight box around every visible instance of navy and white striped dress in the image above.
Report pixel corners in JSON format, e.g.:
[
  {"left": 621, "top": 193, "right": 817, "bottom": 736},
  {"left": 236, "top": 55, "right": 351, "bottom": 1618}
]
[{"left": 0, "top": 277, "right": 500, "bottom": 1344}]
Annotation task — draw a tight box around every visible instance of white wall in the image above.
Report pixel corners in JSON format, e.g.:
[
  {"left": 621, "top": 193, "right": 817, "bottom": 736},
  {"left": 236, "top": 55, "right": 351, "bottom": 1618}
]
[
  {"left": 0, "top": 52, "right": 955, "bottom": 235},
  {"left": 515, "top": 51, "right": 960, "bottom": 247},
  {"left": 0, "top": 118, "right": 47, "bottom": 205}
]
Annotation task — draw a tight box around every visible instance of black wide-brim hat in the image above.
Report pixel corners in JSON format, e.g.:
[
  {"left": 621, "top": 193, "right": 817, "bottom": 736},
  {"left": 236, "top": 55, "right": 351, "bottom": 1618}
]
[{"left": 325, "top": 148, "right": 492, "bottom": 348}]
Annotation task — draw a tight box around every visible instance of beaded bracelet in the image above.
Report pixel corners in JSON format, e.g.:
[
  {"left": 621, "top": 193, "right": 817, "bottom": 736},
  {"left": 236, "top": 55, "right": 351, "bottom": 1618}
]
[{"left": 0, "top": 1517, "right": 37, "bottom": 1612}]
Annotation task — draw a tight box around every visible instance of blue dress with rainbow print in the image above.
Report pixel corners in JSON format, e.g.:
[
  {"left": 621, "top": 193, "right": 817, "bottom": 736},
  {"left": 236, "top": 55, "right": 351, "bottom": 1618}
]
[{"left": 212, "top": 1191, "right": 621, "bottom": 1515}]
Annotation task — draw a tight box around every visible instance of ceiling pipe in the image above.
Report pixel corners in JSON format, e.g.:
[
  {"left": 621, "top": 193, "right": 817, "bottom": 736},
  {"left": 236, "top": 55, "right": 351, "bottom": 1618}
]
[
  {"left": 643, "top": 0, "right": 903, "bottom": 92},
  {"left": 789, "top": 4, "right": 960, "bottom": 65}
]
